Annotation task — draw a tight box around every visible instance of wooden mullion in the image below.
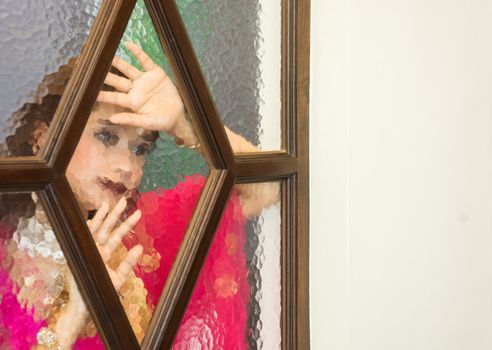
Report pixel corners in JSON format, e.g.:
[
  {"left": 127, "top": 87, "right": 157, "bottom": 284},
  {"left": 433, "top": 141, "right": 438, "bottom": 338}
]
[
  {"left": 280, "top": 0, "right": 310, "bottom": 348},
  {"left": 144, "top": 0, "right": 235, "bottom": 171},
  {"left": 235, "top": 152, "right": 298, "bottom": 182},
  {"left": 141, "top": 169, "right": 234, "bottom": 350},
  {"left": 0, "top": 160, "right": 53, "bottom": 190},
  {"left": 293, "top": 0, "right": 311, "bottom": 348},
  {"left": 281, "top": 176, "right": 296, "bottom": 350},
  {"left": 40, "top": 176, "right": 140, "bottom": 350},
  {"left": 282, "top": 0, "right": 296, "bottom": 156},
  {"left": 43, "top": 0, "right": 136, "bottom": 173}
]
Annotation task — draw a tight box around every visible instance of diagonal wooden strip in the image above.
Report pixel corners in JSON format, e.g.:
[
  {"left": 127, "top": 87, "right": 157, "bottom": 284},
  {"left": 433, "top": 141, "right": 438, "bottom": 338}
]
[
  {"left": 144, "top": 0, "right": 235, "bottom": 171},
  {"left": 42, "top": 0, "right": 137, "bottom": 174},
  {"left": 40, "top": 176, "right": 140, "bottom": 350}
]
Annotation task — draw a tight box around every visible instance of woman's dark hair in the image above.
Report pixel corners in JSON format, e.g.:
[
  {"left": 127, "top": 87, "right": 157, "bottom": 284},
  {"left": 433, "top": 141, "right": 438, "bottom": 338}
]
[
  {"left": 0, "top": 59, "right": 77, "bottom": 238},
  {"left": 4, "top": 58, "right": 76, "bottom": 157}
]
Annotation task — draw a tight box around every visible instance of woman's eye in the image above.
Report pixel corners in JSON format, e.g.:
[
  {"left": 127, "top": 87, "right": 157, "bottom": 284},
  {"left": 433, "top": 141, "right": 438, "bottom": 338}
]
[
  {"left": 132, "top": 143, "right": 151, "bottom": 156},
  {"left": 94, "top": 130, "right": 119, "bottom": 146}
]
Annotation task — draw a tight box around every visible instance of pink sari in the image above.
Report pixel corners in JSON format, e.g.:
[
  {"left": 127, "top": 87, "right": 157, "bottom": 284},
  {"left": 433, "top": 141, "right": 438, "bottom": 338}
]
[{"left": 1, "top": 175, "right": 249, "bottom": 349}]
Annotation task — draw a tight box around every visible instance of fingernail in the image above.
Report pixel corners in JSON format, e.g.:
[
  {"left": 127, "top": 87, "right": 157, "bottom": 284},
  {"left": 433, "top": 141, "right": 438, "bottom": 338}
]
[
  {"left": 109, "top": 115, "right": 122, "bottom": 125},
  {"left": 130, "top": 210, "right": 141, "bottom": 221}
]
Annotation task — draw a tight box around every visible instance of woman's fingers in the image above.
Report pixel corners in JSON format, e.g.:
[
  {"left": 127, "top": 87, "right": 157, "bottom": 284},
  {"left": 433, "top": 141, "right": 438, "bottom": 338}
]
[
  {"left": 113, "top": 245, "right": 143, "bottom": 291},
  {"left": 87, "top": 201, "right": 109, "bottom": 233},
  {"left": 97, "top": 91, "right": 132, "bottom": 109},
  {"left": 100, "top": 210, "right": 141, "bottom": 263},
  {"left": 126, "top": 42, "right": 158, "bottom": 72},
  {"left": 109, "top": 113, "right": 155, "bottom": 130},
  {"left": 95, "top": 197, "right": 127, "bottom": 244},
  {"left": 111, "top": 56, "right": 142, "bottom": 80},
  {"left": 104, "top": 72, "right": 132, "bottom": 92}
]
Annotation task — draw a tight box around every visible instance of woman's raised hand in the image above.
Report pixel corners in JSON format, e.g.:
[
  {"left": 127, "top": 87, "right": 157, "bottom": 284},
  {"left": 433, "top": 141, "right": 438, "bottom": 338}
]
[{"left": 97, "top": 42, "right": 185, "bottom": 133}]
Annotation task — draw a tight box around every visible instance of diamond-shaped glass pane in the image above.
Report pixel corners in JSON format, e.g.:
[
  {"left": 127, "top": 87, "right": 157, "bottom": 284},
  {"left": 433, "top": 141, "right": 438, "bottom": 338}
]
[
  {"left": 177, "top": 0, "right": 282, "bottom": 152},
  {"left": 0, "top": 192, "right": 106, "bottom": 349},
  {"left": 0, "top": 1, "right": 101, "bottom": 158},
  {"left": 66, "top": 1, "right": 209, "bottom": 343},
  {"left": 173, "top": 182, "right": 282, "bottom": 349}
]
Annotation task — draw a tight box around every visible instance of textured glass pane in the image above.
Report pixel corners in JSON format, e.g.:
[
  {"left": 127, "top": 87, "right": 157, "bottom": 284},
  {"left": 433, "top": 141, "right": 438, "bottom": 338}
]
[
  {"left": 174, "top": 182, "right": 282, "bottom": 349},
  {"left": 0, "top": 0, "right": 101, "bottom": 157},
  {"left": 178, "top": 0, "right": 282, "bottom": 152},
  {"left": 66, "top": 1, "right": 209, "bottom": 343},
  {"left": 0, "top": 192, "right": 106, "bottom": 349},
  {"left": 245, "top": 189, "right": 282, "bottom": 349}
]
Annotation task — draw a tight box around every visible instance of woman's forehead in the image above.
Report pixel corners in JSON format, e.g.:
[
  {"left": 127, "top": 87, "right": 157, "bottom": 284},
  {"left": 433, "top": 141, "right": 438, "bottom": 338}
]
[{"left": 89, "top": 108, "right": 155, "bottom": 141}]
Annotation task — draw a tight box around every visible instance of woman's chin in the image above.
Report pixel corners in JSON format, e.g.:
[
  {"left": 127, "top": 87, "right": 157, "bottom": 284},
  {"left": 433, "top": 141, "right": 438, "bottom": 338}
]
[{"left": 77, "top": 187, "right": 131, "bottom": 214}]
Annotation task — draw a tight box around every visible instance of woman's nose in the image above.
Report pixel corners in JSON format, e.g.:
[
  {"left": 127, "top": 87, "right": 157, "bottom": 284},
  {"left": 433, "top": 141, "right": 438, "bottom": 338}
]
[{"left": 109, "top": 150, "right": 142, "bottom": 184}]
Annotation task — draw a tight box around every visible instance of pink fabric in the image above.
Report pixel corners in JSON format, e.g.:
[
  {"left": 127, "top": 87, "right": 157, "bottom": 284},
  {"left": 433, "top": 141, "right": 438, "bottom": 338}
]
[
  {"left": 0, "top": 175, "right": 249, "bottom": 349},
  {"left": 0, "top": 241, "right": 46, "bottom": 350},
  {"left": 133, "top": 175, "right": 249, "bottom": 349}
]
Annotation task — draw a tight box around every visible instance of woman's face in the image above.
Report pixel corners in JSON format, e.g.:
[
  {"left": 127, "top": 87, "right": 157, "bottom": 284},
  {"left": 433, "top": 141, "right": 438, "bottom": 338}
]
[{"left": 66, "top": 103, "right": 154, "bottom": 212}]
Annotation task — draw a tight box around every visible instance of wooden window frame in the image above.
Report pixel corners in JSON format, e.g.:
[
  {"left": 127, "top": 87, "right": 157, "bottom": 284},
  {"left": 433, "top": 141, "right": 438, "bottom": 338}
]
[{"left": 0, "top": 0, "right": 310, "bottom": 349}]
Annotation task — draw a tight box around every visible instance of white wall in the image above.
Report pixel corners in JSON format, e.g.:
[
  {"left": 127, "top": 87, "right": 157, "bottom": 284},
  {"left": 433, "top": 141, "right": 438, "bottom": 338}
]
[{"left": 311, "top": 1, "right": 492, "bottom": 349}]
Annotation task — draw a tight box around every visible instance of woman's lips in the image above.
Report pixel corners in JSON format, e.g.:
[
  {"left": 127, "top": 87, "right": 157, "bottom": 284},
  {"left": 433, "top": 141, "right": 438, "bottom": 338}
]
[{"left": 98, "top": 178, "right": 129, "bottom": 196}]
